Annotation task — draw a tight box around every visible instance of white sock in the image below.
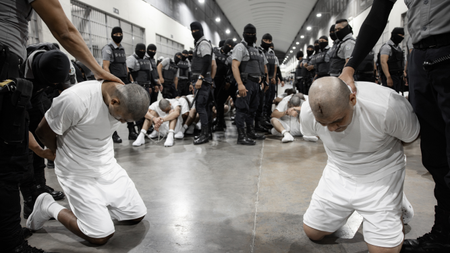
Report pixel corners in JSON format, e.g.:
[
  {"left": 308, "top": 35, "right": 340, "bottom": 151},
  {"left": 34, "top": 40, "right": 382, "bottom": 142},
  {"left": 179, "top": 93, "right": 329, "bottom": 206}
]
[
  {"left": 140, "top": 129, "right": 146, "bottom": 135},
  {"left": 281, "top": 130, "right": 287, "bottom": 135},
  {"left": 47, "top": 202, "right": 66, "bottom": 221},
  {"left": 183, "top": 124, "right": 189, "bottom": 130},
  {"left": 168, "top": 129, "right": 174, "bottom": 138}
]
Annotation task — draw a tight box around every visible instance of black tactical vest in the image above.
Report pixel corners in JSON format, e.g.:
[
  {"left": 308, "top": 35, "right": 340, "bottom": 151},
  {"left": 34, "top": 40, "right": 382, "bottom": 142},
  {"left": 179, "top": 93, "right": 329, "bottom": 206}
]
[
  {"left": 162, "top": 59, "right": 179, "bottom": 82},
  {"left": 329, "top": 38, "right": 355, "bottom": 76},
  {"left": 295, "top": 61, "right": 302, "bottom": 80},
  {"left": 239, "top": 42, "right": 265, "bottom": 78},
  {"left": 213, "top": 47, "right": 229, "bottom": 77},
  {"left": 147, "top": 57, "right": 159, "bottom": 82},
  {"left": 132, "top": 55, "right": 151, "bottom": 84},
  {"left": 191, "top": 39, "right": 212, "bottom": 81},
  {"left": 315, "top": 48, "right": 330, "bottom": 77},
  {"left": 107, "top": 44, "right": 127, "bottom": 78},
  {"left": 301, "top": 56, "right": 313, "bottom": 79},
  {"left": 264, "top": 49, "right": 277, "bottom": 78},
  {"left": 356, "top": 50, "right": 375, "bottom": 74},
  {"left": 384, "top": 44, "right": 404, "bottom": 73},
  {"left": 177, "top": 60, "right": 190, "bottom": 79}
]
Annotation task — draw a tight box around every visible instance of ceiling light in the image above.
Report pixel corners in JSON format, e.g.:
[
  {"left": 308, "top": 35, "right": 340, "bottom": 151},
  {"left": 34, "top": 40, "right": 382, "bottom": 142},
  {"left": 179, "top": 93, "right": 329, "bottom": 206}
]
[
  {"left": 300, "top": 35, "right": 304, "bottom": 39},
  {"left": 233, "top": 38, "right": 237, "bottom": 41},
  {"left": 290, "top": 50, "right": 293, "bottom": 53},
  {"left": 215, "top": 17, "right": 221, "bottom": 22},
  {"left": 307, "top": 26, "right": 312, "bottom": 31},
  {"left": 198, "top": 0, "right": 205, "bottom": 3},
  {"left": 292, "top": 46, "right": 296, "bottom": 49},
  {"left": 225, "top": 29, "right": 230, "bottom": 34},
  {"left": 296, "top": 42, "right": 299, "bottom": 45},
  {"left": 316, "top": 13, "right": 322, "bottom": 17}
]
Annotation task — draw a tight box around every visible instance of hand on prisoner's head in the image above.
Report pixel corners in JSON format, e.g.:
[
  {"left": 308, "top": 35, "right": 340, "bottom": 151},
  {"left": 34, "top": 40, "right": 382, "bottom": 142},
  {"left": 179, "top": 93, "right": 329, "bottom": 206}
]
[{"left": 309, "top": 77, "right": 356, "bottom": 132}]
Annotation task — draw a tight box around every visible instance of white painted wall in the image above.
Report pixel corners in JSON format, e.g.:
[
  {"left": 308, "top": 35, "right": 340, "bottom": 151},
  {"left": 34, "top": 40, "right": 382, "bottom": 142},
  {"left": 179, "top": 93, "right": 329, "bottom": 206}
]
[
  {"left": 40, "top": 0, "right": 196, "bottom": 60},
  {"left": 282, "top": 1, "right": 408, "bottom": 78}
]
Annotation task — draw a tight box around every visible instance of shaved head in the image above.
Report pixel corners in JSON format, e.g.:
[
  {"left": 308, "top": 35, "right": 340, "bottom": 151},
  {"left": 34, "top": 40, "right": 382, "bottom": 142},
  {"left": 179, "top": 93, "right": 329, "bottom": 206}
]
[
  {"left": 309, "top": 77, "right": 355, "bottom": 132},
  {"left": 159, "top": 99, "right": 171, "bottom": 112}
]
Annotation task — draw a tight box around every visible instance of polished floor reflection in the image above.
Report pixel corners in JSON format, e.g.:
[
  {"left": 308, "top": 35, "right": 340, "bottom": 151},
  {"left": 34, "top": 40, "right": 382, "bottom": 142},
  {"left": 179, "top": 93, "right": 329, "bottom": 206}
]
[{"left": 22, "top": 96, "right": 435, "bottom": 253}]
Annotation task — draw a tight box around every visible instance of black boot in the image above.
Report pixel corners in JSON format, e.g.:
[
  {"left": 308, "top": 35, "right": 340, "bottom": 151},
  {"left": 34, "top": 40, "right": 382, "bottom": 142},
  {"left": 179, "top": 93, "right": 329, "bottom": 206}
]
[
  {"left": 12, "top": 240, "right": 51, "bottom": 253},
  {"left": 401, "top": 206, "right": 450, "bottom": 253},
  {"left": 247, "top": 125, "right": 266, "bottom": 140},
  {"left": 255, "top": 121, "right": 269, "bottom": 132},
  {"left": 23, "top": 196, "right": 33, "bottom": 219},
  {"left": 237, "top": 128, "right": 256, "bottom": 145},
  {"left": 112, "top": 131, "right": 122, "bottom": 143},
  {"left": 194, "top": 127, "right": 209, "bottom": 145},
  {"left": 213, "top": 120, "right": 226, "bottom": 132},
  {"left": 36, "top": 184, "right": 65, "bottom": 201},
  {"left": 128, "top": 124, "right": 138, "bottom": 140}
]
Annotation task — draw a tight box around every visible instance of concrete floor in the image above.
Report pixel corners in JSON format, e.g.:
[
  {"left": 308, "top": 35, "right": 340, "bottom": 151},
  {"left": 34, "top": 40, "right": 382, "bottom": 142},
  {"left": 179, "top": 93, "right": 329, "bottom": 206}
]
[{"left": 21, "top": 89, "right": 437, "bottom": 253}]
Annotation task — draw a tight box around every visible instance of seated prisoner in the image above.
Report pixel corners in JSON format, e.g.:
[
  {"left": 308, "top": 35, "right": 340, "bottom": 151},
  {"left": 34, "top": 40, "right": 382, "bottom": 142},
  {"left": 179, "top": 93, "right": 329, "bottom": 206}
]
[
  {"left": 270, "top": 94, "right": 304, "bottom": 143},
  {"left": 301, "top": 77, "right": 419, "bottom": 253},
  {"left": 29, "top": 81, "right": 149, "bottom": 245},
  {"left": 133, "top": 98, "right": 185, "bottom": 147}
]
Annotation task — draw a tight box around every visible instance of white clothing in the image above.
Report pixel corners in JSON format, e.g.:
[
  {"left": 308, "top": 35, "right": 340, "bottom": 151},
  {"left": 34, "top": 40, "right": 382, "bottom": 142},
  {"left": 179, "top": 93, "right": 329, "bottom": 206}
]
[
  {"left": 300, "top": 82, "right": 420, "bottom": 182},
  {"left": 149, "top": 99, "right": 183, "bottom": 134},
  {"left": 149, "top": 99, "right": 180, "bottom": 118},
  {"left": 271, "top": 118, "right": 302, "bottom": 136},
  {"left": 45, "top": 80, "right": 121, "bottom": 178},
  {"left": 304, "top": 165, "right": 405, "bottom": 248},
  {"left": 57, "top": 165, "right": 146, "bottom": 238}
]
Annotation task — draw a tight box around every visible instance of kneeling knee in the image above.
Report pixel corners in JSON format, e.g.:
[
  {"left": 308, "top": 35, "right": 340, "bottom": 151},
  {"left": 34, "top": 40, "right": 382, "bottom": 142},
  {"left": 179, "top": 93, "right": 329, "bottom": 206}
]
[
  {"left": 87, "top": 234, "right": 114, "bottom": 245},
  {"left": 303, "top": 223, "right": 326, "bottom": 241},
  {"left": 126, "top": 215, "right": 145, "bottom": 225}
]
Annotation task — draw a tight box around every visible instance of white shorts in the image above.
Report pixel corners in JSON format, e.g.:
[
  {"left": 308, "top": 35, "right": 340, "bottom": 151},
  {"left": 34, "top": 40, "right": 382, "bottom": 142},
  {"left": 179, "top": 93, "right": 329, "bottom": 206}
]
[
  {"left": 57, "top": 165, "right": 147, "bottom": 238},
  {"left": 303, "top": 165, "right": 405, "bottom": 248},
  {"left": 271, "top": 117, "right": 302, "bottom": 136}
]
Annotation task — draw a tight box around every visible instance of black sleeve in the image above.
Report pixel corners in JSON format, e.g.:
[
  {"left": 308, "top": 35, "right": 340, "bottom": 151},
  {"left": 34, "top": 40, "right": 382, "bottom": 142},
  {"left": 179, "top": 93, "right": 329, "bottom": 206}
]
[
  {"left": 346, "top": 0, "right": 395, "bottom": 69},
  {"left": 277, "top": 66, "right": 283, "bottom": 80},
  {"left": 201, "top": 55, "right": 212, "bottom": 78}
]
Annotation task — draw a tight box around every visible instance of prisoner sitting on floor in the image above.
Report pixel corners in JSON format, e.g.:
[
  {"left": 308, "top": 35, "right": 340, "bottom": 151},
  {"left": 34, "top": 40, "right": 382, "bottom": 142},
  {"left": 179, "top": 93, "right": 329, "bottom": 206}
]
[
  {"left": 29, "top": 81, "right": 149, "bottom": 246},
  {"left": 300, "top": 77, "right": 419, "bottom": 253},
  {"left": 133, "top": 98, "right": 184, "bottom": 147}
]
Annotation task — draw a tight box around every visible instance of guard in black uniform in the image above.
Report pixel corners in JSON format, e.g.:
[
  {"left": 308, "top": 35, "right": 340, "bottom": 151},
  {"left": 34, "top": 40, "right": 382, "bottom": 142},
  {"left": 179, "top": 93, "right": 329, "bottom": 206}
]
[
  {"left": 232, "top": 24, "right": 267, "bottom": 145},
  {"left": 312, "top": 36, "right": 330, "bottom": 79},
  {"left": 213, "top": 38, "right": 234, "bottom": 132},
  {"left": 261, "top": 33, "right": 278, "bottom": 128},
  {"left": 190, "top": 21, "right": 214, "bottom": 145},
  {"left": 102, "top": 26, "right": 137, "bottom": 142},
  {"left": 177, "top": 50, "right": 191, "bottom": 96},
  {"left": 294, "top": 51, "right": 304, "bottom": 92},
  {"left": 377, "top": 27, "right": 405, "bottom": 93},
  {"left": 157, "top": 53, "right": 180, "bottom": 99},
  {"left": 301, "top": 45, "right": 314, "bottom": 94},
  {"left": 145, "top": 44, "right": 161, "bottom": 104},
  {"left": 354, "top": 49, "right": 375, "bottom": 82}
]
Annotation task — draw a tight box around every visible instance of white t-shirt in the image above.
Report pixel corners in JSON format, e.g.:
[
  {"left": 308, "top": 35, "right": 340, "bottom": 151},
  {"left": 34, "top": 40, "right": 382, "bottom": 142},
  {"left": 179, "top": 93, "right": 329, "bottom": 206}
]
[
  {"left": 45, "top": 80, "right": 121, "bottom": 179},
  {"left": 149, "top": 99, "right": 181, "bottom": 117},
  {"left": 300, "top": 82, "right": 420, "bottom": 182},
  {"left": 275, "top": 94, "right": 293, "bottom": 121}
]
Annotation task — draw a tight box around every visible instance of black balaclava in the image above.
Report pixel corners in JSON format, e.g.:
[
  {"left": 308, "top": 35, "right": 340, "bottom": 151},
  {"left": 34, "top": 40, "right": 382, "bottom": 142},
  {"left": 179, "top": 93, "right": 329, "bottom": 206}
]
[
  {"left": 314, "top": 40, "right": 320, "bottom": 53},
  {"left": 391, "top": 27, "right": 405, "bottom": 45},
  {"left": 182, "top": 50, "right": 189, "bottom": 61},
  {"left": 111, "top": 26, "right": 123, "bottom": 44},
  {"left": 219, "top": 40, "right": 225, "bottom": 48},
  {"left": 135, "top": 43, "right": 146, "bottom": 59},
  {"left": 174, "top": 52, "right": 182, "bottom": 64},
  {"left": 76, "top": 60, "right": 94, "bottom": 80},
  {"left": 296, "top": 51, "right": 304, "bottom": 60},
  {"left": 190, "top": 21, "right": 204, "bottom": 42},
  {"left": 329, "top": 24, "right": 337, "bottom": 41},
  {"left": 307, "top": 45, "right": 314, "bottom": 57},
  {"left": 32, "top": 50, "right": 70, "bottom": 86},
  {"left": 261, "top": 33, "right": 273, "bottom": 51},
  {"left": 335, "top": 19, "right": 352, "bottom": 41},
  {"left": 52, "top": 43, "right": 60, "bottom": 50},
  {"left": 243, "top": 23, "right": 257, "bottom": 45},
  {"left": 270, "top": 42, "right": 275, "bottom": 50},
  {"left": 147, "top": 44, "right": 157, "bottom": 58},
  {"left": 222, "top": 39, "right": 234, "bottom": 54},
  {"left": 188, "top": 50, "right": 193, "bottom": 61},
  {"left": 319, "top": 36, "right": 329, "bottom": 50}
]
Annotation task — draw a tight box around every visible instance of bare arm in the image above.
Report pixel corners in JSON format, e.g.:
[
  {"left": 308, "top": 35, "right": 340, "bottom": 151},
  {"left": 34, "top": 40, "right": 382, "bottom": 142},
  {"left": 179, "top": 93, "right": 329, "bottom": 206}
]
[
  {"left": 29, "top": 131, "right": 56, "bottom": 161},
  {"left": 102, "top": 61, "right": 110, "bottom": 72},
  {"left": 162, "top": 106, "right": 181, "bottom": 122},
  {"left": 211, "top": 60, "right": 217, "bottom": 79},
  {"left": 272, "top": 64, "right": 277, "bottom": 84},
  {"left": 31, "top": 0, "right": 123, "bottom": 84},
  {"left": 271, "top": 109, "right": 286, "bottom": 119},
  {"left": 232, "top": 59, "right": 247, "bottom": 97},
  {"left": 35, "top": 117, "right": 58, "bottom": 154},
  {"left": 157, "top": 63, "right": 164, "bottom": 83},
  {"left": 380, "top": 55, "right": 393, "bottom": 87}
]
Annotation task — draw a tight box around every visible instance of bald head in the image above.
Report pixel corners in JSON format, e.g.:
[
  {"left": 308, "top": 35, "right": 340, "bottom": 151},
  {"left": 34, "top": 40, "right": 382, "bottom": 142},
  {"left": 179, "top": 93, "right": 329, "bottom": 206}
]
[{"left": 309, "top": 77, "right": 352, "bottom": 120}]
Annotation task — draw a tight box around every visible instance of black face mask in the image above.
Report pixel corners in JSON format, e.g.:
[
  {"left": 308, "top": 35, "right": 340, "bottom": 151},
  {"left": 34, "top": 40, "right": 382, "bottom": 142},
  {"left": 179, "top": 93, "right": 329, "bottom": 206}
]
[
  {"left": 188, "top": 55, "right": 193, "bottom": 61},
  {"left": 174, "top": 57, "right": 181, "bottom": 64},
  {"left": 147, "top": 51, "right": 156, "bottom": 58},
  {"left": 182, "top": 55, "right": 187, "bottom": 61},
  {"left": 223, "top": 45, "right": 231, "bottom": 54},
  {"left": 391, "top": 34, "right": 404, "bottom": 45},
  {"left": 112, "top": 35, "right": 123, "bottom": 44},
  {"left": 319, "top": 41, "right": 328, "bottom": 50},
  {"left": 330, "top": 32, "right": 337, "bottom": 41},
  {"left": 136, "top": 51, "right": 145, "bottom": 59},
  {"left": 335, "top": 25, "right": 351, "bottom": 41},
  {"left": 192, "top": 31, "right": 203, "bottom": 42},
  {"left": 307, "top": 50, "right": 314, "bottom": 57},
  {"left": 261, "top": 41, "right": 271, "bottom": 51},
  {"left": 314, "top": 45, "right": 320, "bottom": 53},
  {"left": 244, "top": 34, "right": 256, "bottom": 45}
]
